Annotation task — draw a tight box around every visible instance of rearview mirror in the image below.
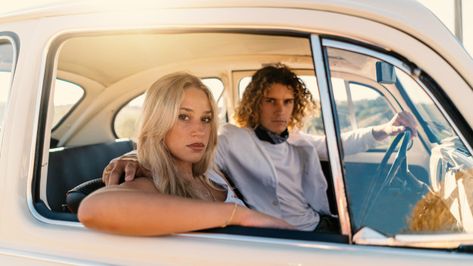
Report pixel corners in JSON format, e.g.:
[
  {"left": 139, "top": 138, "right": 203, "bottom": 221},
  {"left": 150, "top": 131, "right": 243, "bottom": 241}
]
[{"left": 376, "top": 61, "right": 396, "bottom": 84}]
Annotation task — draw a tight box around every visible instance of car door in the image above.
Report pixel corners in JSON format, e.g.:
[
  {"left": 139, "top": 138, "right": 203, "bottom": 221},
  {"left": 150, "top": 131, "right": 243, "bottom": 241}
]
[
  {"left": 312, "top": 35, "right": 473, "bottom": 250},
  {"left": 3, "top": 3, "right": 473, "bottom": 265}
]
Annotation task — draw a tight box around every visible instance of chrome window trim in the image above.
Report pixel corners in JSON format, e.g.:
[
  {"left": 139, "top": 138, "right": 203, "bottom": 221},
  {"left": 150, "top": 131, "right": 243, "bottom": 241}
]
[
  {"left": 311, "top": 35, "right": 352, "bottom": 239},
  {"left": 0, "top": 246, "right": 95, "bottom": 265},
  {"left": 322, "top": 39, "right": 412, "bottom": 74},
  {"left": 322, "top": 38, "right": 473, "bottom": 247}
]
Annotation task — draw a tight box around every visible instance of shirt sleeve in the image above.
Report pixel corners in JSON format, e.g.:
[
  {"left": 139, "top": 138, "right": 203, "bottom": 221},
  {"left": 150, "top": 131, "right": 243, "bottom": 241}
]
[
  {"left": 308, "top": 126, "right": 387, "bottom": 160},
  {"left": 215, "top": 133, "right": 228, "bottom": 173}
]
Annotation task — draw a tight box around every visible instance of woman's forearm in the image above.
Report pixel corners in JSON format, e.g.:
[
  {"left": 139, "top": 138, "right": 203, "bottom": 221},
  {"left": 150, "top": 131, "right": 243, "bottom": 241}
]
[{"left": 78, "top": 188, "right": 243, "bottom": 236}]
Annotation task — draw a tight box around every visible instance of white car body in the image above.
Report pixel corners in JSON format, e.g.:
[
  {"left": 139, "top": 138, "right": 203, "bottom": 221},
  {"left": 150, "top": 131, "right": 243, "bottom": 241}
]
[{"left": 1, "top": 0, "right": 473, "bottom": 265}]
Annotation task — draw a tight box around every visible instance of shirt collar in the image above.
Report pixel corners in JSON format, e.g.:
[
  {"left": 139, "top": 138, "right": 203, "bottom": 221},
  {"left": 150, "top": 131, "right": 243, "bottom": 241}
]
[{"left": 254, "top": 125, "right": 289, "bottom": 144}]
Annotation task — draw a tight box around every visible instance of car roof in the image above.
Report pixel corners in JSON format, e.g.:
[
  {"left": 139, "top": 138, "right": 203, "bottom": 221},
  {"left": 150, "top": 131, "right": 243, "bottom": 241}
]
[
  {"left": 1, "top": 0, "right": 472, "bottom": 87},
  {"left": 0, "top": 0, "right": 452, "bottom": 39}
]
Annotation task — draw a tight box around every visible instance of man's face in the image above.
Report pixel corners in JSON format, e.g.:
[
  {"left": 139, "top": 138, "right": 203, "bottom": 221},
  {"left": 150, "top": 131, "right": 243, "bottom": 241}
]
[{"left": 259, "top": 83, "right": 294, "bottom": 134}]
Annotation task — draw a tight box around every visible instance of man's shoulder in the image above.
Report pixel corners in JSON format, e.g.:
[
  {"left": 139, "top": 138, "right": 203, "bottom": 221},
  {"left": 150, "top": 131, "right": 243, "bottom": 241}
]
[
  {"left": 220, "top": 123, "right": 251, "bottom": 137},
  {"left": 288, "top": 130, "right": 315, "bottom": 145},
  {"left": 218, "top": 124, "right": 256, "bottom": 148}
]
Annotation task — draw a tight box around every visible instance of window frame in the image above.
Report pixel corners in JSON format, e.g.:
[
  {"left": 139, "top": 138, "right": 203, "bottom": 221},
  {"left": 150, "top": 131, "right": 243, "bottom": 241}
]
[
  {"left": 346, "top": 81, "right": 396, "bottom": 131},
  {"left": 0, "top": 33, "right": 20, "bottom": 150},
  {"left": 31, "top": 26, "right": 473, "bottom": 248}
]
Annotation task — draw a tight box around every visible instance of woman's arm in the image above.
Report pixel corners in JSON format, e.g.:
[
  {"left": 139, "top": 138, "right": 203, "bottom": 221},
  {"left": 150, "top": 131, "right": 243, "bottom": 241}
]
[{"left": 78, "top": 178, "right": 292, "bottom": 236}]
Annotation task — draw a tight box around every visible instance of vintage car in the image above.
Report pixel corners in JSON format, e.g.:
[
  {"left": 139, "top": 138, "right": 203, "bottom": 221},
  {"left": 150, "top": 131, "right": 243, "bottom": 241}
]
[{"left": 1, "top": 0, "right": 473, "bottom": 264}]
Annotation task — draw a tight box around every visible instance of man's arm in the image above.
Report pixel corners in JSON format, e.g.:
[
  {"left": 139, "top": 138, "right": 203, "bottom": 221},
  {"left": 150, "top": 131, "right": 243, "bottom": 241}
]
[
  {"left": 102, "top": 151, "right": 151, "bottom": 185},
  {"left": 310, "top": 111, "right": 418, "bottom": 159}
]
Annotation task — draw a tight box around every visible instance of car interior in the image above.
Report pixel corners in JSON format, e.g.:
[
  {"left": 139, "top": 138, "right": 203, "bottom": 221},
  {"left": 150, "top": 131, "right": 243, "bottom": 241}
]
[
  {"left": 32, "top": 30, "right": 473, "bottom": 243},
  {"left": 34, "top": 32, "right": 345, "bottom": 241}
]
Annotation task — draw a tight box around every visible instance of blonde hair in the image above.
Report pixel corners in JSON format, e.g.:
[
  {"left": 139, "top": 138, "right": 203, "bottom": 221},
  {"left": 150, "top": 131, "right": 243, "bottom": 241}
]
[
  {"left": 234, "top": 64, "right": 316, "bottom": 130},
  {"left": 136, "top": 72, "right": 218, "bottom": 199}
]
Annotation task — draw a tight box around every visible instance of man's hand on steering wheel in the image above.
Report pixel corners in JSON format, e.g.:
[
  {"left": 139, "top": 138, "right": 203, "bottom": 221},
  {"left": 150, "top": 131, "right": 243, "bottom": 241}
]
[
  {"left": 102, "top": 153, "right": 150, "bottom": 185},
  {"left": 372, "top": 111, "right": 417, "bottom": 141}
]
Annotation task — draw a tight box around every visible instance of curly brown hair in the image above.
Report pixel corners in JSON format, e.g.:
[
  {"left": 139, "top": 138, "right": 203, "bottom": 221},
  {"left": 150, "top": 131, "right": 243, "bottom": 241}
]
[{"left": 234, "top": 64, "right": 316, "bottom": 130}]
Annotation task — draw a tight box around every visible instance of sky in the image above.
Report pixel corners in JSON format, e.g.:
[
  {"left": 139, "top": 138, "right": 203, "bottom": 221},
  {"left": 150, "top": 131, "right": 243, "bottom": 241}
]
[{"left": 417, "top": 0, "right": 473, "bottom": 55}]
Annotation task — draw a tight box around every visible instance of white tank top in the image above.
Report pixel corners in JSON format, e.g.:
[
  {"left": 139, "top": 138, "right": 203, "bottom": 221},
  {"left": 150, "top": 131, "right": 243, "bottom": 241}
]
[{"left": 207, "top": 168, "right": 245, "bottom": 206}]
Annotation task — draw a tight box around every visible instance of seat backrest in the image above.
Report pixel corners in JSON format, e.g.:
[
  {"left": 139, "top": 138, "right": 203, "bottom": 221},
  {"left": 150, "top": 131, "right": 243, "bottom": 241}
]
[{"left": 47, "top": 139, "right": 134, "bottom": 212}]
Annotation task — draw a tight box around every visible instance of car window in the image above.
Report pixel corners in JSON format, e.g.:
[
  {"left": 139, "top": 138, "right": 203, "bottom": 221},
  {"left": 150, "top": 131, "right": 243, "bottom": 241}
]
[
  {"left": 331, "top": 81, "right": 393, "bottom": 133},
  {"left": 324, "top": 42, "right": 473, "bottom": 236},
  {"left": 114, "top": 94, "right": 145, "bottom": 139},
  {"left": 52, "top": 79, "right": 84, "bottom": 128},
  {"left": 114, "top": 78, "right": 225, "bottom": 139},
  {"left": 0, "top": 39, "right": 15, "bottom": 146},
  {"left": 395, "top": 69, "right": 454, "bottom": 142},
  {"left": 330, "top": 80, "right": 394, "bottom": 150}
]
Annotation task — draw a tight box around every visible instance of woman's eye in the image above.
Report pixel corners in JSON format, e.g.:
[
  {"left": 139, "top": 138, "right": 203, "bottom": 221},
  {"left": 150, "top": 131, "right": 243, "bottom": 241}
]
[
  {"left": 178, "top": 114, "right": 190, "bottom": 121},
  {"left": 202, "top": 116, "right": 212, "bottom": 123}
]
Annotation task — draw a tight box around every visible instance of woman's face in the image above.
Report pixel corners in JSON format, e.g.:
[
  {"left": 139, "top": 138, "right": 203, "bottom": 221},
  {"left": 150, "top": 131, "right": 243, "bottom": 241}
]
[{"left": 165, "top": 87, "right": 212, "bottom": 166}]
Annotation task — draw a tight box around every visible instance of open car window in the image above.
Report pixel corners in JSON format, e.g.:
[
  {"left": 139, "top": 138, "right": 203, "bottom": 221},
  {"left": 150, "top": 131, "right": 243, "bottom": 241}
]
[
  {"left": 323, "top": 40, "right": 473, "bottom": 239},
  {"left": 38, "top": 32, "right": 348, "bottom": 243},
  {"left": 40, "top": 28, "right": 473, "bottom": 250}
]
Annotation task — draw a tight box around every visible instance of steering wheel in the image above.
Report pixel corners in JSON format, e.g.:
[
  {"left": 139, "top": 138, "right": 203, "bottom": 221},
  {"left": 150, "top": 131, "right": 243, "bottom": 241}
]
[
  {"left": 66, "top": 174, "right": 125, "bottom": 213},
  {"left": 359, "top": 130, "right": 429, "bottom": 224}
]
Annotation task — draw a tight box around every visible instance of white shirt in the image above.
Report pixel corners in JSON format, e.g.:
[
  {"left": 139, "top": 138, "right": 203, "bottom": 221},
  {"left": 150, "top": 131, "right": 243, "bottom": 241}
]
[
  {"left": 215, "top": 124, "right": 380, "bottom": 230},
  {"left": 207, "top": 168, "right": 245, "bottom": 206},
  {"left": 262, "top": 141, "right": 318, "bottom": 230}
]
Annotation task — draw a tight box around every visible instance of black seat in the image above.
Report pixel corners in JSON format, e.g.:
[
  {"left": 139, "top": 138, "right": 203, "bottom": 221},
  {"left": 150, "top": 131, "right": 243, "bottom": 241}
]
[
  {"left": 66, "top": 178, "right": 105, "bottom": 213},
  {"left": 47, "top": 139, "right": 134, "bottom": 212}
]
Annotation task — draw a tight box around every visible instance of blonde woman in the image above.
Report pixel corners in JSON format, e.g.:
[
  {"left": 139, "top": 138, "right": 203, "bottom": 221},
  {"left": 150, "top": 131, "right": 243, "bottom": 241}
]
[{"left": 78, "top": 72, "right": 291, "bottom": 236}]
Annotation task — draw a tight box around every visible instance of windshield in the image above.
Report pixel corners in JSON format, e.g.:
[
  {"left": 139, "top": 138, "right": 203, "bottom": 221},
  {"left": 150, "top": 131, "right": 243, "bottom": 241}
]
[{"left": 395, "top": 69, "right": 454, "bottom": 142}]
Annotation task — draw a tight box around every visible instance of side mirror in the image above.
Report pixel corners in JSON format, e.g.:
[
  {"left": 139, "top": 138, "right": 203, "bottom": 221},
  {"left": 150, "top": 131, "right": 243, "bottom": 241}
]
[{"left": 376, "top": 61, "right": 396, "bottom": 84}]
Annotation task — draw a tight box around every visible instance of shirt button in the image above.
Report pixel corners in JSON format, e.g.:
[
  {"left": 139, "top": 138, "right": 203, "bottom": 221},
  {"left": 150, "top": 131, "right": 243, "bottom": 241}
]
[{"left": 272, "top": 200, "right": 278, "bottom": 206}]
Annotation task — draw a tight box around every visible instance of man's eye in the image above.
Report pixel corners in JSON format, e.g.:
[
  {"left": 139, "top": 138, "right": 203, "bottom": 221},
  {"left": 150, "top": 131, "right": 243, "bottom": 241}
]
[
  {"left": 285, "top": 99, "right": 294, "bottom": 105},
  {"left": 202, "top": 116, "right": 213, "bottom": 123},
  {"left": 178, "top": 114, "right": 190, "bottom": 121},
  {"left": 265, "top": 99, "right": 274, "bottom": 104}
]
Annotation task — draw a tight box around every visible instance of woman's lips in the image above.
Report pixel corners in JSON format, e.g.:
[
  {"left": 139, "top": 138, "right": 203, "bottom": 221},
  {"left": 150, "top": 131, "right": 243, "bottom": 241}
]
[{"left": 187, "top": 143, "right": 205, "bottom": 152}]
